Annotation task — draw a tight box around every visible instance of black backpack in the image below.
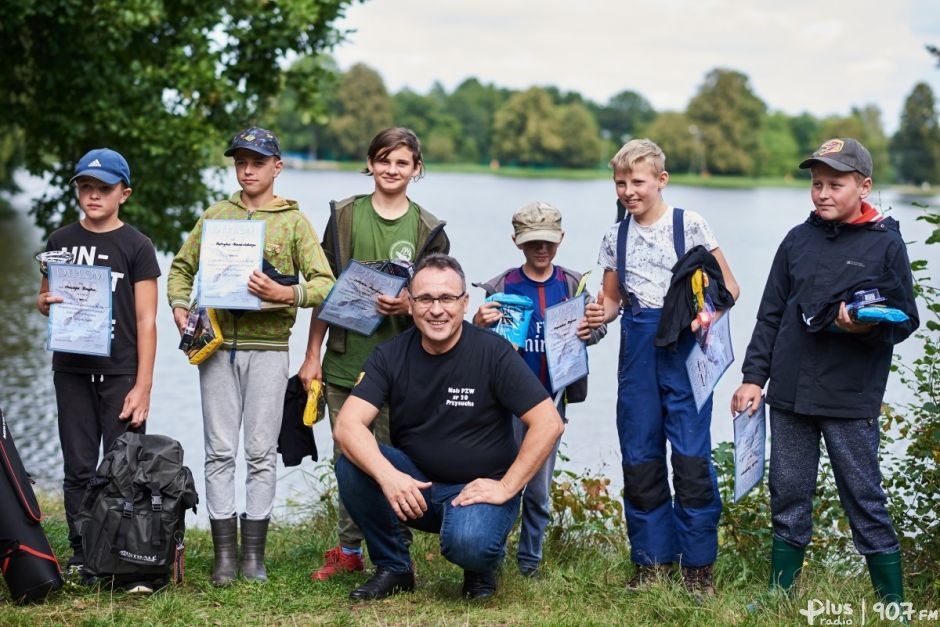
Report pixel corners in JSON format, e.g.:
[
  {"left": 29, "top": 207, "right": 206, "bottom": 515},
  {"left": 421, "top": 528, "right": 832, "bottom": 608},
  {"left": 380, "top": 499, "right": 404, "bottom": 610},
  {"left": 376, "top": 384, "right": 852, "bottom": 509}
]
[{"left": 76, "top": 432, "right": 198, "bottom": 588}]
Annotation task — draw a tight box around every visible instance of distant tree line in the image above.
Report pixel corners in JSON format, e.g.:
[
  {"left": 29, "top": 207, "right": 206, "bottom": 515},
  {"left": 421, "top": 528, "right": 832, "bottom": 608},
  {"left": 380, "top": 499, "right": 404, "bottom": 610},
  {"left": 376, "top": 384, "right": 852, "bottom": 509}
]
[{"left": 270, "top": 60, "right": 940, "bottom": 185}]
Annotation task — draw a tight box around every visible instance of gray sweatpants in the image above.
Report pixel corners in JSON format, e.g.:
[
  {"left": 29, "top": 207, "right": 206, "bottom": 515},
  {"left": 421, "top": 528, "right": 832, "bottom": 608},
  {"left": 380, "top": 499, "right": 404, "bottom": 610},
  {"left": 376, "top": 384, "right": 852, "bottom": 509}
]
[
  {"left": 199, "top": 350, "right": 289, "bottom": 521},
  {"left": 769, "top": 407, "right": 899, "bottom": 555}
]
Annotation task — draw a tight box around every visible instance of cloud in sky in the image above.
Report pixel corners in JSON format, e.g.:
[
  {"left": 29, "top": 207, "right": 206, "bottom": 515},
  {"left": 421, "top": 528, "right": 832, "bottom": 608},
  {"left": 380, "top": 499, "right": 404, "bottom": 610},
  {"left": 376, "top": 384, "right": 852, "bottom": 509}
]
[{"left": 332, "top": 0, "right": 940, "bottom": 133}]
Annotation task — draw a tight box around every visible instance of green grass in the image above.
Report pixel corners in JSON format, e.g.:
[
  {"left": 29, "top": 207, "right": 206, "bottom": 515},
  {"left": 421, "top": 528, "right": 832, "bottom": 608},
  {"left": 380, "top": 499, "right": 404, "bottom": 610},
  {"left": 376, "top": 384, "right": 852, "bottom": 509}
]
[{"left": 3, "top": 491, "right": 936, "bottom": 626}]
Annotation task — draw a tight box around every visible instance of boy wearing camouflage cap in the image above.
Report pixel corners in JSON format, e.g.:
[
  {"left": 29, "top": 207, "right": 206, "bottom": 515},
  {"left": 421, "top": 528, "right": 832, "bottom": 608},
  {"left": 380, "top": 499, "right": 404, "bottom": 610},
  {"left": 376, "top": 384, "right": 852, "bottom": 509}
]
[{"left": 472, "top": 201, "right": 606, "bottom": 578}]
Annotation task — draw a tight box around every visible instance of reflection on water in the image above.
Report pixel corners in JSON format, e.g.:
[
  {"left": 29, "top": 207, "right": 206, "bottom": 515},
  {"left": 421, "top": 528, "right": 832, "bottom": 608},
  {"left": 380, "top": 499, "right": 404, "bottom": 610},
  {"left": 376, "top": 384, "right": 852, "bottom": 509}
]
[{"left": 1, "top": 169, "right": 935, "bottom": 526}]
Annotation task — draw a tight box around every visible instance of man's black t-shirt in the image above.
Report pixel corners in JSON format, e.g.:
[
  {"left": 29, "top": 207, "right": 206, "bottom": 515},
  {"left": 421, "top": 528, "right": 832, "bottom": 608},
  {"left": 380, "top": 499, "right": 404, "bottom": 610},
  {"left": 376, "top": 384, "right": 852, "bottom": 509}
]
[
  {"left": 351, "top": 322, "right": 549, "bottom": 484},
  {"left": 46, "top": 222, "right": 161, "bottom": 374}
]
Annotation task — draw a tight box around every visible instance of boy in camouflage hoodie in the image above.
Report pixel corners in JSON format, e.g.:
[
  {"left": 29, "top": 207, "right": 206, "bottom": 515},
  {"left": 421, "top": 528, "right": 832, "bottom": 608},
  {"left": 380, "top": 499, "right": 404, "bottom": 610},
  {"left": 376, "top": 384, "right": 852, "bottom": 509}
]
[{"left": 168, "top": 128, "right": 334, "bottom": 585}]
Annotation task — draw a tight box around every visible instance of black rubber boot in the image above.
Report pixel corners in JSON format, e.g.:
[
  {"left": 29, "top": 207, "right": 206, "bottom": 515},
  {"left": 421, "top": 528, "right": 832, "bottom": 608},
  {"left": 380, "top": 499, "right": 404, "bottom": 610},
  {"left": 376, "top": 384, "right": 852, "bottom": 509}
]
[
  {"left": 239, "top": 514, "right": 270, "bottom": 582},
  {"left": 209, "top": 515, "right": 238, "bottom": 586}
]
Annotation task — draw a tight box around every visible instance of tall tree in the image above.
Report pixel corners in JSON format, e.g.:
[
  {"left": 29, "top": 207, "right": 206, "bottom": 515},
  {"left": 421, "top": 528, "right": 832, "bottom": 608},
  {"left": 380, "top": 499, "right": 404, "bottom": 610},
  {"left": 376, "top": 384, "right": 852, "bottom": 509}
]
[
  {"left": 758, "top": 112, "right": 801, "bottom": 178},
  {"left": 393, "top": 86, "right": 462, "bottom": 163},
  {"left": 557, "top": 103, "right": 604, "bottom": 168},
  {"left": 641, "top": 112, "right": 697, "bottom": 174},
  {"left": 0, "top": 0, "right": 354, "bottom": 252},
  {"left": 597, "top": 90, "right": 657, "bottom": 145},
  {"left": 321, "top": 63, "right": 394, "bottom": 161},
  {"left": 686, "top": 68, "right": 767, "bottom": 175},
  {"left": 491, "top": 88, "right": 564, "bottom": 167},
  {"left": 447, "top": 78, "right": 508, "bottom": 163},
  {"left": 891, "top": 82, "right": 940, "bottom": 185}
]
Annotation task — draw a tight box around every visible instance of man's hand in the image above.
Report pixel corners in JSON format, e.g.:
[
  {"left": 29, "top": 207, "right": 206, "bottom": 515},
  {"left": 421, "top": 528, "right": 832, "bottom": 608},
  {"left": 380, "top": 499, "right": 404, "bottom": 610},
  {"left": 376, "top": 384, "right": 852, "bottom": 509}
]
[
  {"left": 172, "top": 306, "right": 190, "bottom": 335},
  {"left": 120, "top": 385, "right": 151, "bottom": 428},
  {"left": 248, "top": 269, "right": 293, "bottom": 305},
  {"left": 376, "top": 291, "right": 410, "bottom": 317},
  {"left": 379, "top": 469, "right": 432, "bottom": 521},
  {"left": 297, "top": 356, "right": 322, "bottom": 392},
  {"left": 731, "top": 383, "right": 763, "bottom": 416},
  {"left": 834, "top": 301, "right": 875, "bottom": 334},
  {"left": 451, "top": 478, "right": 514, "bottom": 507},
  {"left": 473, "top": 301, "right": 501, "bottom": 327}
]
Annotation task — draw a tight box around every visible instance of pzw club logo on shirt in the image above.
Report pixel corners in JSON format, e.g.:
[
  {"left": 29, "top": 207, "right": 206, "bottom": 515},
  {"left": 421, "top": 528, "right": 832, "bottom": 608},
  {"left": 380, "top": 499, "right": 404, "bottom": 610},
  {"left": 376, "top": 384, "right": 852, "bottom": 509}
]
[{"left": 445, "top": 387, "right": 476, "bottom": 408}]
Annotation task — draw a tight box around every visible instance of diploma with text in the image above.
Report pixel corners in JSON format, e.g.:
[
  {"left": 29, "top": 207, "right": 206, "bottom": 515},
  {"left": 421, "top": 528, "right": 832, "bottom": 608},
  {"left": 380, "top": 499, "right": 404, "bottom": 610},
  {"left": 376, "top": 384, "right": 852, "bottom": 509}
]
[
  {"left": 544, "top": 294, "right": 589, "bottom": 393},
  {"left": 46, "top": 262, "right": 113, "bottom": 357},
  {"left": 317, "top": 260, "right": 407, "bottom": 336},
  {"left": 198, "top": 219, "right": 265, "bottom": 310}
]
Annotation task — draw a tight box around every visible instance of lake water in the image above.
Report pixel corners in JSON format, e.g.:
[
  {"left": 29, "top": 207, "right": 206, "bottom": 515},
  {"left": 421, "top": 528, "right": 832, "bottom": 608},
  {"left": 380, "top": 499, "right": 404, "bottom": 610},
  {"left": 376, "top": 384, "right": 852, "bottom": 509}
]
[{"left": 1, "top": 168, "right": 935, "bottom": 527}]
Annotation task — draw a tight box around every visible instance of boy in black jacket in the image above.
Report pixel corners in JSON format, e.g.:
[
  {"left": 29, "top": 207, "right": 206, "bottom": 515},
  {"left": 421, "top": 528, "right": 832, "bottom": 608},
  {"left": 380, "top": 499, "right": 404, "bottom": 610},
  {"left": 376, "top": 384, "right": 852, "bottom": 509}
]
[{"left": 733, "top": 138, "right": 919, "bottom": 606}]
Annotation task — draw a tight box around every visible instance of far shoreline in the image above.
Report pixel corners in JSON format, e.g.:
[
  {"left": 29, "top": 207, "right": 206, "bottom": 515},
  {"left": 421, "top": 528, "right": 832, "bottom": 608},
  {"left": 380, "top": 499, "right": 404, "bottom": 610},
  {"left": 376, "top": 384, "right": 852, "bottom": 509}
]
[{"left": 281, "top": 157, "right": 940, "bottom": 196}]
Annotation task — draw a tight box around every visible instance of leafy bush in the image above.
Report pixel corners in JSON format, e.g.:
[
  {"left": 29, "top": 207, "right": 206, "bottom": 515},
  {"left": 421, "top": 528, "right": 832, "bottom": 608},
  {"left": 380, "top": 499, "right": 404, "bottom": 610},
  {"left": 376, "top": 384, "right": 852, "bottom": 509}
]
[{"left": 882, "top": 206, "right": 940, "bottom": 595}]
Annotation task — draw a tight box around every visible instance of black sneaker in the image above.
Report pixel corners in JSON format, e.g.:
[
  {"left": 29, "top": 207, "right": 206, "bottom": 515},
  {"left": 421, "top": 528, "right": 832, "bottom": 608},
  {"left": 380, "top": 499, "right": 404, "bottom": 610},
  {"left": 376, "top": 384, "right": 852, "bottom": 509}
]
[{"left": 462, "top": 570, "right": 497, "bottom": 600}]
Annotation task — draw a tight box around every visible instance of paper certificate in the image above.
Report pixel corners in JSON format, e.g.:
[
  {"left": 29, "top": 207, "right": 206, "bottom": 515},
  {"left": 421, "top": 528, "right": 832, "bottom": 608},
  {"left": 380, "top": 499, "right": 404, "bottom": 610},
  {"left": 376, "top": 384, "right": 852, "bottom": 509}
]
[
  {"left": 733, "top": 400, "right": 767, "bottom": 503},
  {"left": 316, "top": 260, "right": 408, "bottom": 336},
  {"left": 198, "top": 219, "right": 265, "bottom": 310},
  {"left": 46, "top": 262, "right": 112, "bottom": 357},
  {"left": 685, "top": 311, "right": 734, "bottom": 412},
  {"left": 544, "top": 294, "right": 589, "bottom": 393}
]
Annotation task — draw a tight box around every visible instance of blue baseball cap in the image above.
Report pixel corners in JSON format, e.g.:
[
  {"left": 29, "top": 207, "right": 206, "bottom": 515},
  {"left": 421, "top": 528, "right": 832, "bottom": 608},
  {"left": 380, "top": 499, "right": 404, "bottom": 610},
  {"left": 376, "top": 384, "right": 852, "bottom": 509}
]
[
  {"left": 224, "top": 127, "right": 281, "bottom": 158},
  {"left": 70, "top": 148, "right": 131, "bottom": 186}
]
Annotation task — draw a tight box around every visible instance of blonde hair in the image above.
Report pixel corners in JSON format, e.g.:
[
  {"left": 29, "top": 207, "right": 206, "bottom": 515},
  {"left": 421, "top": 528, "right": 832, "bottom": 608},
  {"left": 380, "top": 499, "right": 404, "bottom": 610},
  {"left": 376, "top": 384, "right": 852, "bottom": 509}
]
[{"left": 609, "top": 138, "right": 666, "bottom": 176}]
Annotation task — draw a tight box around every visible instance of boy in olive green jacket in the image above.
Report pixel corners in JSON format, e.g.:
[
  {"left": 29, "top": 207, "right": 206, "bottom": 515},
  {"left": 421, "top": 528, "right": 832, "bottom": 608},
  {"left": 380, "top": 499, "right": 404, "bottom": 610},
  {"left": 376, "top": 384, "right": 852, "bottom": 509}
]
[{"left": 168, "top": 127, "right": 334, "bottom": 586}]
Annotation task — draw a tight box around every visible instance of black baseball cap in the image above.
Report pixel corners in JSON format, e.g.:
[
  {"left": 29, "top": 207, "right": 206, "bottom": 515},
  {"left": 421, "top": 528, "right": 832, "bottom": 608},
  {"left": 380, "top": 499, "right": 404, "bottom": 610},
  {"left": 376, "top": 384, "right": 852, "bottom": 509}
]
[
  {"left": 224, "top": 127, "right": 281, "bottom": 158},
  {"left": 799, "top": 138, "right": 872, "bottom": 178}
]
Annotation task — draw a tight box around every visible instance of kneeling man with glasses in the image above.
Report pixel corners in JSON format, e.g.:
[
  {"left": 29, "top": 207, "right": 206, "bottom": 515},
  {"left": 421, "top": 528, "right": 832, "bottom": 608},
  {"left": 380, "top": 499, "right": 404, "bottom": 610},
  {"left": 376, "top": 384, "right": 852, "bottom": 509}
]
[{"left": 333, "top": 253, "right": 565, "bottom": 600}]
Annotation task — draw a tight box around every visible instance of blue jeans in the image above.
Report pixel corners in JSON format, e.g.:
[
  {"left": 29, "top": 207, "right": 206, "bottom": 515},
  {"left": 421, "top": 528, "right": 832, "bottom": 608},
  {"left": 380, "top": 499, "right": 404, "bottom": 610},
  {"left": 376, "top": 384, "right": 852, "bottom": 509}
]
[
  {"left": 512, "top": 406, "right": 564, "bottom": 572},
  {"left": 336, "top": 446, "right": 520, "bottom": 575}
]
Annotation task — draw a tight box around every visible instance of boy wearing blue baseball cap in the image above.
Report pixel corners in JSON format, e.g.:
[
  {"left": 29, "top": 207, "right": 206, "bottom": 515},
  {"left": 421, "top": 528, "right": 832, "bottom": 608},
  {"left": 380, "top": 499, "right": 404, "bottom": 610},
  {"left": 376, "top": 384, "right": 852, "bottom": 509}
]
[
  {"left": 36, "top": 148, "right": 161, "bottom": 586},
  {"left": 733, "top": 138, "right": 919, "bottom": 607}
]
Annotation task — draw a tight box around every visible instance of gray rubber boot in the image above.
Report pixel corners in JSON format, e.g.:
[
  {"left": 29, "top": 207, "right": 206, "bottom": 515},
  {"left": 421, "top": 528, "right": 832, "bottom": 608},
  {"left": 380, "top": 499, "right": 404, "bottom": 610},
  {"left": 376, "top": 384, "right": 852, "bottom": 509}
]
[
  {"left": 209, "top": 516, "right": 238, "bottom": 586},
  {"left": 239, "top": 514, "right": 270, "bottom": 582}
]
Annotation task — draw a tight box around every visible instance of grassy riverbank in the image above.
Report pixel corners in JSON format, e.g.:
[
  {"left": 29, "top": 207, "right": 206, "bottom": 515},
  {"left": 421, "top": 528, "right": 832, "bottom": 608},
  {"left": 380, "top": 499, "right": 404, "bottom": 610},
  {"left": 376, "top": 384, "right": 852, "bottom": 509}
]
[{"left": 3, "top": 492, "right": 936, "bottom": 626}]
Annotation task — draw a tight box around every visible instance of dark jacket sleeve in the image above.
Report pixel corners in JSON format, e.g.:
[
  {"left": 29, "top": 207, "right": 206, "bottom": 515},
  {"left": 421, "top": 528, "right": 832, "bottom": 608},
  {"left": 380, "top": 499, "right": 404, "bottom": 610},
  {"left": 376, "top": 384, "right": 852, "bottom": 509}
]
[{"left": 741, "top": 237, "right": 791, "bottom": 387}]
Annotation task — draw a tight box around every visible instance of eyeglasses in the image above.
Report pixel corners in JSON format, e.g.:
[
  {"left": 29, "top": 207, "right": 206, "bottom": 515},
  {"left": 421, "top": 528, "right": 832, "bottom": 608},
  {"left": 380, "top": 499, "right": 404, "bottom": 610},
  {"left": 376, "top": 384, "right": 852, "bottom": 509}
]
[{"left": 410, "top": 292, "right": 466, "bottom": 309}]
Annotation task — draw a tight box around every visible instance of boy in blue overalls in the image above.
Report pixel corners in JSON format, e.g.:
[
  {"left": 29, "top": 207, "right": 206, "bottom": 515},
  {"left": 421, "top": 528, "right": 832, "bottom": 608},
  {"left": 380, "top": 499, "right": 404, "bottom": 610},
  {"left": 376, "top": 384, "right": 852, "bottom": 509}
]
[{"left": 597, "top": 139, "right": 739, "bottom": 594}]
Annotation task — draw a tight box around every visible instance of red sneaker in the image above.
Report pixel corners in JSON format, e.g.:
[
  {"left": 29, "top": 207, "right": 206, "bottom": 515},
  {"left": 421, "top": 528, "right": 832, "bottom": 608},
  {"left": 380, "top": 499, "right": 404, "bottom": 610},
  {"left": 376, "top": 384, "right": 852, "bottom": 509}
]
[{"left": 311, "top": 546, "right": 365, "bottom": 581}]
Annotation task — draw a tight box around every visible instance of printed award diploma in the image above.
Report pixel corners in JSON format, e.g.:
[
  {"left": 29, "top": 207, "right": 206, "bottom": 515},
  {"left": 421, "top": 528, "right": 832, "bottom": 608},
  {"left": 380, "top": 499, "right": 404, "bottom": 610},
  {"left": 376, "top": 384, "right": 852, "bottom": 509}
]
[
  {"left": 685, "top": 311, "right": 734, "bottom": 412},
  {"left": 317, "top": 260, "right": 408, "bottom": 336},
  {"left": 46, "top": 262, "right": 113, "bottom": 357},
  {"left": 733, "top": 399, "right": 766, "bottom": 503},
  {"left": 198, "top": 219, "right": 265, "bottom": 310},
  {"left": 544, "top": 294, "right": 589, "bottom": 393}
]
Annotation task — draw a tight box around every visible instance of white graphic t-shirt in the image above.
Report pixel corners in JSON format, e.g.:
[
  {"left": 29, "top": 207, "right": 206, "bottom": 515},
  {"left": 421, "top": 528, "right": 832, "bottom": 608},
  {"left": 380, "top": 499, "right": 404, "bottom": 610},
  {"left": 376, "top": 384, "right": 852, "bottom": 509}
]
[{"left": 597, "top": 207, "right": 718, "bottom": 308}]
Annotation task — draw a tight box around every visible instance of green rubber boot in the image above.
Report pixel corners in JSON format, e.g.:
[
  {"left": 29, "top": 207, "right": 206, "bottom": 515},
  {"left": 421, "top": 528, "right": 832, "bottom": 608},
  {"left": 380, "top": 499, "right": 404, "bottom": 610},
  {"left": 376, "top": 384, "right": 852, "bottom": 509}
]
[
  {"left": 769, "top": 537, "right": 805, "bottom": 592},
  {"left": 866, "top": 550, "right": 904, "bottom": 605}
]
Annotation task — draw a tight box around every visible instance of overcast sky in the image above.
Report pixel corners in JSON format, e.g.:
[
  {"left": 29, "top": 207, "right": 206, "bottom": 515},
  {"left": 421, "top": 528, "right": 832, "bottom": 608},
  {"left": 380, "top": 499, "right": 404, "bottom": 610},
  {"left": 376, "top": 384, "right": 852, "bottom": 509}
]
[{"left": 332, "top": 0, "right": 940, "bottom": 134}]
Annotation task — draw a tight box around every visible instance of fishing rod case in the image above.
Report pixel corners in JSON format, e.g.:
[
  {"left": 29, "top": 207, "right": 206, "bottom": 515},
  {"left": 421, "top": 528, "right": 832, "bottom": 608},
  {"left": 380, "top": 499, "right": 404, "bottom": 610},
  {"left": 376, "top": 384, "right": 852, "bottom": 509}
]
[{"left": 0, "top": 406, "right": 63, "bottom": 604}]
